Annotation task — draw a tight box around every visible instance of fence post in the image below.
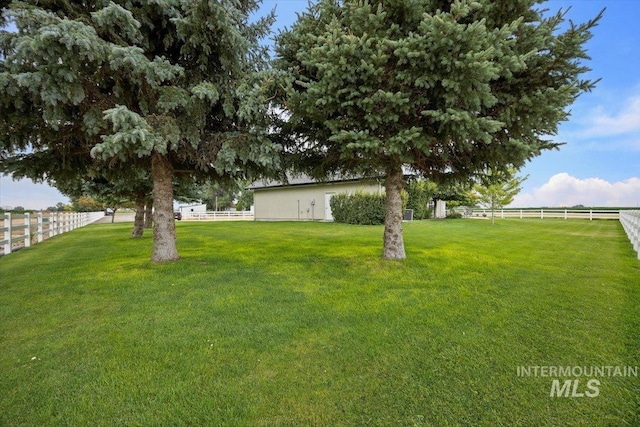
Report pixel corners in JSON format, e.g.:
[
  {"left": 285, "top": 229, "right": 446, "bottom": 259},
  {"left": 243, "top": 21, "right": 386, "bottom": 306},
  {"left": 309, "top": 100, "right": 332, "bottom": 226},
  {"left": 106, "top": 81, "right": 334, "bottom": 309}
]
[
  {"left": 540, "top": 209, "right": 544, "bottom": 219},
  {"left": 590, "top": 210, "right": 593, "bottom": 221},
  {"left": 0, "top": 211, "right": 103, "bottom": 257},
  {"left": 49, "top": 212, "right": 54, "bottom": 237},
  {"left": 24, "top": 213, "right": 31, "bottom": 248},
  {"left": 564, "top": 209, "right": 568, "bottom": 220},
  {"left": 4, "top": 212, "right": 12, "bottom": 255},
  {"left": 637, "top": 213, "right": 640, "bottom": 259},
  {"left": 628, "top": 212, "right": 640, "bottom": 252},
  {"left": 620, "top": 211, "right": 640, "bottom": 260},
  {"left": 38, "top": 212, "right": 44, "bottom": 242},
  {"left": 633, "top": 215, "right": 636, "bottom": 252}
]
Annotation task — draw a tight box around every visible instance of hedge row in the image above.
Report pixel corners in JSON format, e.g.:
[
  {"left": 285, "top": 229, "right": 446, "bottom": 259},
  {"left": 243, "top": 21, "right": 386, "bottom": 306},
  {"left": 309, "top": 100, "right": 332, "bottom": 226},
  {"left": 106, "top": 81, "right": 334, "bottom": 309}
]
[
  {"left": 330, "top": 191, "right": 408, "bottom": 225},
  {"left": 330, "top": 192, "right": 386, "bottom": 225}
]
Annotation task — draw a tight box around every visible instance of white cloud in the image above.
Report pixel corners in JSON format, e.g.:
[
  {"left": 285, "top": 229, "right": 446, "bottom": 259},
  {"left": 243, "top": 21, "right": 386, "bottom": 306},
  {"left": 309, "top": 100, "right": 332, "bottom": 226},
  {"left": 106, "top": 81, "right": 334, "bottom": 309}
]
[
  {"left": 572, "top": 90, "right": 640, "bottom": 140},
  {"left": 584, "top": 96, "right": 640, "bottom": 136},
  {"left": 511, "top": 173, "right": 640, "bottom": 207}
]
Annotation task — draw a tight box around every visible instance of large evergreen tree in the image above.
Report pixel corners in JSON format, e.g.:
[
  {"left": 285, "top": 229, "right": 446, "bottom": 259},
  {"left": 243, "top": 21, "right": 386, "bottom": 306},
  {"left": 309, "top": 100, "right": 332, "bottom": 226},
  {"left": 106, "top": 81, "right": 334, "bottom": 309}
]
[
  {"left": 0, "top": 0, "right": 279, "bottom": 261},
  {"left": 275, "top": 0, "right": 602, "bottom": 259}
]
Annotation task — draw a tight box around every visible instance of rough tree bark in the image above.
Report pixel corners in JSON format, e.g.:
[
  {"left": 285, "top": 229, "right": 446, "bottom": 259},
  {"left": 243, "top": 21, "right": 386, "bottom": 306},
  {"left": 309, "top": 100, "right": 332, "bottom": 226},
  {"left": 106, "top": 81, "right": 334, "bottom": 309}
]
[
  {"left": 131, "top": 194, "right": 145, "bottom": 238},
  {"left": 382, "top": 164, "right": 406, "bottom": 260},
  {"left": 151, "top": 152, "right": 179, "bottom": 262},
  {"left": 144, "top": 199, "right": 153, "bottom": 229}
]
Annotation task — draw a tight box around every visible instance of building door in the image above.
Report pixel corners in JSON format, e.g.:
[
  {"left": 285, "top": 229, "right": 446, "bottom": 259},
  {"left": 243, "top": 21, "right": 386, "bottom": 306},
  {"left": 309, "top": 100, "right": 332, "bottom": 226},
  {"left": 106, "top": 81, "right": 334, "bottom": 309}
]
[{"left": 325, "top": 193, "right": 334, "bottom": 221}]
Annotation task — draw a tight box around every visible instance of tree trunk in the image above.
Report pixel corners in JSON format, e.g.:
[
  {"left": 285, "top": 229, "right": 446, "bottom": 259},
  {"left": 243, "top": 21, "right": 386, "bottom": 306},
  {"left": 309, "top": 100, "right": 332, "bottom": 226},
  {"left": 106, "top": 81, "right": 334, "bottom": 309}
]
[
  {"left": 490, "top": 200, "right": 496, "bottom": 225},
  {"left": 131, "top": 195, "right": 145, "bottom": 238},
  {"left": 382, "top": 164, "right": 406, "bottom": 260},
  {"left": 111, "top": 208, "right": 117, "bottom": 223},
  {"left": 151, "top": 152, "right": 179, "bottom": 262},
  {"left": 144, "top": 199, "right": 153, "bottom": 229}
]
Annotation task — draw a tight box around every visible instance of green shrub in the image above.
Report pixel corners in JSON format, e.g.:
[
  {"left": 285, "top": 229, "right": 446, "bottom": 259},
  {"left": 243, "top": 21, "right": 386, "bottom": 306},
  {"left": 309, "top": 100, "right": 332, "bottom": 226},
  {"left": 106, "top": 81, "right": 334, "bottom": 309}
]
[
  {"left": 331, "top": 191, "right": 386, "bottom": 225},
  {"left": 331, "top": 190, "right": 408, "bottom": 225}
]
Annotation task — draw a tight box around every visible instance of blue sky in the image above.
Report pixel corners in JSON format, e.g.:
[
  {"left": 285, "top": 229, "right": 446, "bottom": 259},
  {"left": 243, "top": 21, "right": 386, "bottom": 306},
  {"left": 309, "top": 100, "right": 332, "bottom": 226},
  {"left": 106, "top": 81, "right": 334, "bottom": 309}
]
[{"left": 1, "top": 0, "right": 639, "bottom": 209}]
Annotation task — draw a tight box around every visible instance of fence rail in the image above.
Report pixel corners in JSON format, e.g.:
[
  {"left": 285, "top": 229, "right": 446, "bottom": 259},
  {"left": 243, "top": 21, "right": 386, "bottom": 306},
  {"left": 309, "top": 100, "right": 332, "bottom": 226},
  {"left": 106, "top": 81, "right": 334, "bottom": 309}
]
[
  {"left": 182, "top": 211, "right": 254, "bottom": 221},
  {"left": 470, "top": 209, "right": 621, "bottom": 220},
  {"left": 1, "top": 211, "right": 104, "bottom": 256},
  {"left": 620, "top": 210, "right": 640, "bottom": 260}
]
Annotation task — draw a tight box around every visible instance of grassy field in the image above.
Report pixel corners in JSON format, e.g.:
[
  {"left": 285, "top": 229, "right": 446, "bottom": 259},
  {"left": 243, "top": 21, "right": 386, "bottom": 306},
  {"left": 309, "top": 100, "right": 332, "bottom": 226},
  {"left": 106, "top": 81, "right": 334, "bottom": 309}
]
[{"left": 1, "top": 219, "right": 639, "bottom": 426}]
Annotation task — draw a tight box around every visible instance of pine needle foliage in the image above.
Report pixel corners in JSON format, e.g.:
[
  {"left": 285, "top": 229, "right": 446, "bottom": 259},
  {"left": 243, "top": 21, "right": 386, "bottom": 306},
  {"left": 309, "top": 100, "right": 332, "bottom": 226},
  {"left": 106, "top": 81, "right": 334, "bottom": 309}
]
[
  {"left": 274, "top": 0, "right": 603, "bottom": 259},
  {"left": 0, "top": 0, "right": 280, "bottom": 261}
]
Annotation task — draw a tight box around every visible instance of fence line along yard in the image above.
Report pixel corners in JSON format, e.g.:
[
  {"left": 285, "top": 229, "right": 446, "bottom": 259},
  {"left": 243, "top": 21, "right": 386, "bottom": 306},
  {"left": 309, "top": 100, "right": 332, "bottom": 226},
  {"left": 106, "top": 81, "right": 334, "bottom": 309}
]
[
  {"left": 182, "top": 211, "right": 254, "bottom": 221},
  {"left": 1, "top": 211, "right": 104, "bottom": 256},
  {"left": 620, "top": 210, "right": 640, "bottom": 260},
  {"left": 469, "top": 208, "right": 640, "bottom": 259},
  {"left": 470, "top": 208, "right": 621, "bottom": 220},
  {"left": 3, "top": 208, "right": 639, "bottom": 259}
]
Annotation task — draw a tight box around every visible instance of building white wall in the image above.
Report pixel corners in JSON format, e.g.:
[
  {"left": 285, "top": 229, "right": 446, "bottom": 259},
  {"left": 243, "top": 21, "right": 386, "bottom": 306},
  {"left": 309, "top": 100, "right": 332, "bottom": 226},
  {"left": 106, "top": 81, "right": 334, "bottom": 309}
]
[
  {"left": 178, "top": 203, "right": 207, "bottom": 214},
  {"left": 254, "top": 180, "right": 382, "bottom": 221}
]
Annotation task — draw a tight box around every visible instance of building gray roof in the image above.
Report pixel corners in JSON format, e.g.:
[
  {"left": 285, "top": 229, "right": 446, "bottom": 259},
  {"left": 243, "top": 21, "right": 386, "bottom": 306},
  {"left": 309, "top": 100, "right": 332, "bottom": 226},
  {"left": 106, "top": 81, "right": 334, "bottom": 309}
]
[
  {"left": 247, "top": 172, "right": 367, "bottom": 190},
  {"left": 247, "top": 166, "right": 419, "bottom": 190}
]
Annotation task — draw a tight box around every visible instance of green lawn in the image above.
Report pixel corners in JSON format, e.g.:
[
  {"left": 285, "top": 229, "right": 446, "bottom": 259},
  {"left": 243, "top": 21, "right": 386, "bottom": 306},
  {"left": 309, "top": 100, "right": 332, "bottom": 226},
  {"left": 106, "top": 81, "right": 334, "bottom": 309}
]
[{"left": 1, "top": 219, "right": 639, "bottom": 426}]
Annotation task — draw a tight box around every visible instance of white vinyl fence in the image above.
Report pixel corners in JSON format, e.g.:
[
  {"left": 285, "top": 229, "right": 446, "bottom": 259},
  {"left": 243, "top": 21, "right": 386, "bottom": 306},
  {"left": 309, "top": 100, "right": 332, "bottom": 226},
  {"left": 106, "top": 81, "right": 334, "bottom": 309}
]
[
  {"left": 470, "top": 208, "right": 620, "bottom": 220},
  {"left": 182, "top": 211, "right": 254, "bottom": 221},
  {"left": 620, "top": 210, "right": 640, "bottom": 260},
  {"left": 1, "top": 211, "right": 104, "bottom": 256},
  {"left": 469, "top": 208, "right": 640, "bottom": 260}
]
